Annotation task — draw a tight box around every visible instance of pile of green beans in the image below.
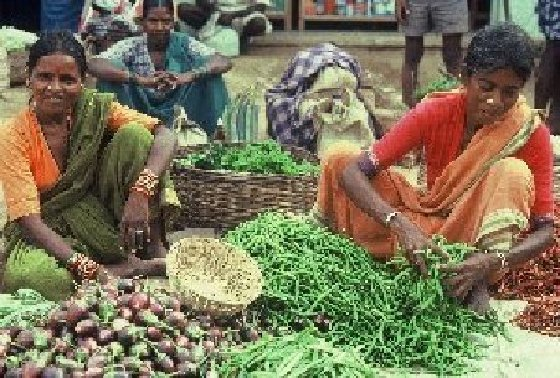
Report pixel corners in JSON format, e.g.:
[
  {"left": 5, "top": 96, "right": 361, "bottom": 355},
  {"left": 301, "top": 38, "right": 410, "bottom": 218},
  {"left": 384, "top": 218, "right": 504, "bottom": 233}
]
[
  {"left": 219, "top": 328, "right": 377, "bottom": 378},
  {"left": 225, "top": 212, "right": 508, "bottom": 376},
  {"left": 175, "top": 141, "right": 320, "bottom": 176},
  {"left": 0, "top": 289, "right": 59, "bottom": 329}
]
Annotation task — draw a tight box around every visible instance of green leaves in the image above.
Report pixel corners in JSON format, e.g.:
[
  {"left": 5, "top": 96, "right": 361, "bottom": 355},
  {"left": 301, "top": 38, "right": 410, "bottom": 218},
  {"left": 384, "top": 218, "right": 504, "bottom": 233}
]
[{"left": 175, "top": 141, "right": 320, "bottom": 176}]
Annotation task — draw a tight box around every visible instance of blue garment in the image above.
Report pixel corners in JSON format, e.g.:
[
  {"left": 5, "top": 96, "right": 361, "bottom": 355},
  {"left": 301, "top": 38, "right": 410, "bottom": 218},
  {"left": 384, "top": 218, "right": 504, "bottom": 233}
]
[
  {"left": 538, "top": 0, "right": 560, "bottom": 40},
  {"left": 41, "top": 0, "right": 85, "bottom": 32},
  {"left": 96, "top": 32, "right": 228, "bottom": 135}
]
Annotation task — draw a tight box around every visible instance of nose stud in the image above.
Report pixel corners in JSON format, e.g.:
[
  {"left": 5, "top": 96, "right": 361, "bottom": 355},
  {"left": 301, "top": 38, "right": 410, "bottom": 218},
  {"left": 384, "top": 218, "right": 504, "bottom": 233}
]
[
  {"left": 486, "top": 98, "right": 494, "bottom": 104},
  {"left": 47, "top": 85, "right": 52, "bottom": 90}
]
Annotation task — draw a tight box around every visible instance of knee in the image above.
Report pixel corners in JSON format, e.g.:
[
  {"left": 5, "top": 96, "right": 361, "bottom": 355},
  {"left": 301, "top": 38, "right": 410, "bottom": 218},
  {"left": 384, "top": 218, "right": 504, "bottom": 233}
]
[
  {"left": 112, "top": 123, "right": 153, "bottom": 149},
  {"left": 491, "top": 158, "right": 533, "bottom": 188},
  {"left": 245, "top": 17, "right": 268, "bottom": 36}
]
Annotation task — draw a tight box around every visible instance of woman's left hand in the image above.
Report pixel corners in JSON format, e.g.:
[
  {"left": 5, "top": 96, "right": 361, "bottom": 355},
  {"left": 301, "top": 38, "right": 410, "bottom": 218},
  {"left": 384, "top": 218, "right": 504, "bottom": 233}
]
[
  {"left": 439, "top": 252, "right": 498, "bottom": 301},
  {"left": 120, "top": 191, "right": 151, "bottom": 255}
]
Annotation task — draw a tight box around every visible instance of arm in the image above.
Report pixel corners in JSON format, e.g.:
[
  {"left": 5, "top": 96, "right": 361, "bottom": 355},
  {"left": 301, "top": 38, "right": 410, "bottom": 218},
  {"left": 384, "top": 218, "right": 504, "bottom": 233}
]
[
  {"left": 177, "top": 53, "right": 232, "bottom": 85},
  {"left": 88, "top": 57, "right": 131, "bottom": 83},
  {"left": 143, "top": 124, "right": 179, "bottom": 178},
  {"left": 16, "top": 216, "right": 75, "bottom": 263}
]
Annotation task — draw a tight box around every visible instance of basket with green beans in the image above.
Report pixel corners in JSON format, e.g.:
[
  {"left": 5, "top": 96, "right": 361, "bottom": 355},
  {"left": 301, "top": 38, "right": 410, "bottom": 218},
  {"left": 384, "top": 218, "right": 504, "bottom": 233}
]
[{"left": 225, "top": 212, "right": 508, "bottom": 376}]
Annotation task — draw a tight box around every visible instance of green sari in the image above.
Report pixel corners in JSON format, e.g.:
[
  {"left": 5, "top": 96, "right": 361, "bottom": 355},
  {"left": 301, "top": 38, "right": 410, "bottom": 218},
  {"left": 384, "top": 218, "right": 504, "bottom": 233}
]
[{"left": 3, "top": 89, "right": 155, "bottom": 300}]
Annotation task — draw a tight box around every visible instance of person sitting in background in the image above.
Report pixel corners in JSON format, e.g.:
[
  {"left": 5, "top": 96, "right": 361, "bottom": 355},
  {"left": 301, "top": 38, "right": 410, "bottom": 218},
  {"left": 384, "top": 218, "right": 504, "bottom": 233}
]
[
  {"left": 314, "top": 24, "right": 555, "bottom": 314},
  {"left": 177, "top": 0, "right": 272, "bottom": 54},
  {"left": 266, "top": 43, "right": 381, "bottom": 157},
  {"left": 81, "top": 0, "right": 138, "bottom": 54},
  {"left": 0, "top": 31, "right": 178, "bottom": 301},
  {"left": 89, "top": 0, "right": 231, "bottom": 137}
]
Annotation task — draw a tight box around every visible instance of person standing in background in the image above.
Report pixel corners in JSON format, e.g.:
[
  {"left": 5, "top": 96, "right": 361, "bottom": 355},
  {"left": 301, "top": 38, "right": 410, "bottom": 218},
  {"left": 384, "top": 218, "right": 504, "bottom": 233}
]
[
  {"left": 395, "top": 0, "right": 469, "bottom": 108},
  {"left": 41, "top": 0, "right": 86, "bottom": 33},
  {"left": 535, "top": 0, "right": 560, "bottom": 135}
]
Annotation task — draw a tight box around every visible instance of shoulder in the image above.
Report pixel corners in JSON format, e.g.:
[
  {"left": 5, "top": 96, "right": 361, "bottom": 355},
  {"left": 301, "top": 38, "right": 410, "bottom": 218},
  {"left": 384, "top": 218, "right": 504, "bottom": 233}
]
[
  {"left": 525, "top": 124, "right": 552, "bottom": 149},
  {"left": 0, "top": 110, "right": 34, "bottom": 151},
  {"left": 97, "top": 35, "right": 145, "bottom": 58}
]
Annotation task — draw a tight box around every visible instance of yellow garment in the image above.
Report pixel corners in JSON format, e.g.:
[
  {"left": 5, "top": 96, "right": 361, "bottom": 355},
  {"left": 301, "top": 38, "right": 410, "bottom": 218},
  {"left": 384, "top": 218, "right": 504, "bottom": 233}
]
[{"left": 299, "top": 66, "right": 373, "bottom": 160}]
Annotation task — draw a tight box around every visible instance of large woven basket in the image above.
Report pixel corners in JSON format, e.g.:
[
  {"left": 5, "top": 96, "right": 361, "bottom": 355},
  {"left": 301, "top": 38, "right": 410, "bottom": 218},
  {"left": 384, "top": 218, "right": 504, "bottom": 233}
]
[
  {"left": 166, "top": 237, "right": 262, "bottom": 315},
  {"left": 8, "top": 50, "right": 28, "bottom": 86},
  {"left": 171, "top": 143, "right": 320, "bottom": 231}
]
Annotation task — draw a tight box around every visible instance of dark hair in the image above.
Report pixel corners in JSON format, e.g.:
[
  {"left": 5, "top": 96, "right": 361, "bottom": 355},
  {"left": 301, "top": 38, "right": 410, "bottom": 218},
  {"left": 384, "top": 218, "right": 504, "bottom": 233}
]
[
  {"left": 143, "top": 0, "right": 174, "bottom": 17},
  {"left": 463, "top": 23, "right": 535, "bottom": 82},
  {"left": 28, "top": 30, "right": 87, "bottom": 78}
]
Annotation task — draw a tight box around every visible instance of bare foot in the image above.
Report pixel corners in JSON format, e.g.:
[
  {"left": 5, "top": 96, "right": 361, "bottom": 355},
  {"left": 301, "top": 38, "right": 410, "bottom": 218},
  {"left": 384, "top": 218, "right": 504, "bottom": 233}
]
[{"left": 464, "top": 281, "right": 491, "bottom": 315}]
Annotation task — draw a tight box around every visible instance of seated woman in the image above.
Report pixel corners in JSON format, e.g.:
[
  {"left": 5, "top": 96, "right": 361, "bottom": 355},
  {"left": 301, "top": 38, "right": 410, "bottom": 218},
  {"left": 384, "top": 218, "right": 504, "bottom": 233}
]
[
  {"left": 266, "top": 43, "right": 381, "bottom": 156},
  {"left": 89, "top": 0, "right": 231, "bottom": 137},
  {"left": 315, "top": 24, "right": 555, "bottom": 314},
  {"left": 0, "top": 30, "right": 178, "bottom": 301}
]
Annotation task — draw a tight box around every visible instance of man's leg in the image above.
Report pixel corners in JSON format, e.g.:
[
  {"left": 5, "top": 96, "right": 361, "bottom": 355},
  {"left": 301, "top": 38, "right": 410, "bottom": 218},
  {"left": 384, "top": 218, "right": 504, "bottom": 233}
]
[
  {"left": 540, "top": 40, "right": 560, "bottom": 135},
  {"left": 441, "top": 33, "right": 463, "bottom": 77},
  {"left": 403, "top": 36, "right": 424, "bottom": 108}
]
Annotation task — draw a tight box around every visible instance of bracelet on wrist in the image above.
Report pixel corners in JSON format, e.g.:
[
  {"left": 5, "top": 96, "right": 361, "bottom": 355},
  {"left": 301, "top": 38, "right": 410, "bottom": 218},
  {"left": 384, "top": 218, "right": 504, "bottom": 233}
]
[
  {"left": 383, "top": 211, "right": 400, "bottom": 227},
  {"left": 67, "top": 252, "right": 100, "bottom": 281},
  {"left": 130, "top": 168, "right": 159, "bottom": 198}
]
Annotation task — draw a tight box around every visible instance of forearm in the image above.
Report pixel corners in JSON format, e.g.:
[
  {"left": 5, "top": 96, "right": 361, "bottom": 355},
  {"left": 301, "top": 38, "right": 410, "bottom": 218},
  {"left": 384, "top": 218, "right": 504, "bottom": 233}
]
[
  {"left": 501, "top": 224, "right": 555, "bottom": 269},
  {"left": 143, "top": 125, "right": 178, "bottom": 178},
  {"left": 341, "top": 156, "right": 408, "bottom": 229},
  {"left": 16, "top": 215, "right": 75, "bottom": 263},
  {"left": 88, "top": 58, "right": 131, "bottom": 83},
  {"left": 205, "top": 54, "right": 232, "bottom": 75}
]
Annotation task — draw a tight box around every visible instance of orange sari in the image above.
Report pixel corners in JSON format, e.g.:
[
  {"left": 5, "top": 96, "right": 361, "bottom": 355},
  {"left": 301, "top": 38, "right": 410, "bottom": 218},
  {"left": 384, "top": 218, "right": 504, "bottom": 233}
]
[{"left": 316, "top": 92, "right": 541, "bottom": 261}]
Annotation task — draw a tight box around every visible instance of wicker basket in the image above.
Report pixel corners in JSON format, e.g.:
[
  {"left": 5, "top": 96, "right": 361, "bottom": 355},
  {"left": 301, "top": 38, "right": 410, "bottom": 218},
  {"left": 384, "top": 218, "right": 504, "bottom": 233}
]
[
  {"left": 171, "top": 143, "right": 320, "bottom": 231},
  {"left": 8, "top": 50, "right": 28, "bottom": 86},
  {"left": 166, "top": 237, "right": 262, "bottom": 315}
]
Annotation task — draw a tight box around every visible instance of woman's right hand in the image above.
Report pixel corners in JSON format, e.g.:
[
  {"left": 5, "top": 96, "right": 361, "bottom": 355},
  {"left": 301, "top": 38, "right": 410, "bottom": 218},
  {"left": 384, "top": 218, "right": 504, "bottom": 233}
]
[{"left": 393, "top": 216, "right": 449, "bottom": 276}]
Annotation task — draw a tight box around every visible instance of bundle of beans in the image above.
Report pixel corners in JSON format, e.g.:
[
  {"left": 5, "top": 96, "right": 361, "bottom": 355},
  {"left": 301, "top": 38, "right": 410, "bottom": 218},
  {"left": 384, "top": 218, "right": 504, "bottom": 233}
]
[
  {"left": 490, "top": 201, "right": 560, "bottom": 300},
  {"left": 226, "top": 212, "right": 507, "bottom": 376},
  {"left": 512, "top": 296, "right": 560, "bottom": 337},
  {"left": 0, "top": 289, "right": 59, "bottom": 329},
  {"left": 0, "top": 280, "right": 264, "bottom": 377}
]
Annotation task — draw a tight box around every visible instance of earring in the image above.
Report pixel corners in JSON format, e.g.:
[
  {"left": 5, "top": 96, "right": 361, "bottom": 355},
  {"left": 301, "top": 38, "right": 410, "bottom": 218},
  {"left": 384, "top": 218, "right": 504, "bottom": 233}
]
[{"left": 25, "top": 79, "right": 30, "bottom": 87}]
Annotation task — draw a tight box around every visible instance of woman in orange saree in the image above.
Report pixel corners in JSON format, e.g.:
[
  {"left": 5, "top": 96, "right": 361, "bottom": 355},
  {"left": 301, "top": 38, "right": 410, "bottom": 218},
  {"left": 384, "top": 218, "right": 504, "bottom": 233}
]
[{"left": 315, "top": 23, "right": 556, "bottom": 314}]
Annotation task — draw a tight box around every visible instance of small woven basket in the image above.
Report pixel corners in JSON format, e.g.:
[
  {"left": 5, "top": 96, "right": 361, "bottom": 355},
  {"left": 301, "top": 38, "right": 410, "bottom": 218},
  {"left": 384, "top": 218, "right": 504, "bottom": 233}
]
[
  {"left": 166, "top": 237, "right": 262, "bottom": 315},
  {"left": 8, "top": 50, "right": 28, "bottom": 86},
  {"left": 171, "top": 143, "right": 320, "bottom": 232}
]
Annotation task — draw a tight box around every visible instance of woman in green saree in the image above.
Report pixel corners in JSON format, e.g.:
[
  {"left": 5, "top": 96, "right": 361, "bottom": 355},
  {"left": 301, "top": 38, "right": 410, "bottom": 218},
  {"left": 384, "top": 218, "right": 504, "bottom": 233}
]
[
  {"left": 88, "top": 0, "right": 232, "bottom": 136},
  {"left": 0, "top": 30, "right": 178, "bottom": 301}
]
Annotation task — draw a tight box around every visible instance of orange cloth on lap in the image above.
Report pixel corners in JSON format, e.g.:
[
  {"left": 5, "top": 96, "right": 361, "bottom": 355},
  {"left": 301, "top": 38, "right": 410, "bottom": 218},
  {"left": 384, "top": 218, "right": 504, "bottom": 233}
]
[{"left": 0, "top": 102, "right": 159, "bottom": 222}]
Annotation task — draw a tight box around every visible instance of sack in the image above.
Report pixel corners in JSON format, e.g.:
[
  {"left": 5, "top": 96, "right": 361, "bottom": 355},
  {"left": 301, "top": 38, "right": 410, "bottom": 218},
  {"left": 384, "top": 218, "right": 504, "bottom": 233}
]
[{"left": 172, "top": 105, "right": 209, "bottom": 146}]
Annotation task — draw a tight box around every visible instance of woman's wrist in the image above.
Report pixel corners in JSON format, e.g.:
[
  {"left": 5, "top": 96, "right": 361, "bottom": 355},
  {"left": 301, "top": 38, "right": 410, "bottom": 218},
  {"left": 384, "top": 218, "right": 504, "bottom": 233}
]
[{"left": 66, "top": 252, "right": 101, "bottom": 281}]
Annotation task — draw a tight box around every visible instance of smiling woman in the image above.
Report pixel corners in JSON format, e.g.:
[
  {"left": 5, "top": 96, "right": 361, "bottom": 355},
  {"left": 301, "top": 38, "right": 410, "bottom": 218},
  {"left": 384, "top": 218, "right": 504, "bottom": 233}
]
[
  {"left": 0, "top": 30, "right": 178, "bottom": 301},
  {"left": 314, "top": 23, "right": 555, "bottom": 315}
]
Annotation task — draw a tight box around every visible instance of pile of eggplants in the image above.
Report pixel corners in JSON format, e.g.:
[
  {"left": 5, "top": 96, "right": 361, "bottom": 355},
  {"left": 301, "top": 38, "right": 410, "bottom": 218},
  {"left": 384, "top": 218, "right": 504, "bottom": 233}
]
[{"left": 0, "top": 280, "right": 264, "bottom": 377}]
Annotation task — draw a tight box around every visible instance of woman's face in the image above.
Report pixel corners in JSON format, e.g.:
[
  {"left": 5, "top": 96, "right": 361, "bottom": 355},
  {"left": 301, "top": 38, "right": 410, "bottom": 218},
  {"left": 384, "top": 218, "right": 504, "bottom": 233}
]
[
  {"left": 464, "top": 68, "right": 525, "bottom": 127},
  {"left": 143, "top": 7, "right": 174, "bottom": 42},
  {"left": 30, "top": 53, "right": 82, "bottom": 117}
]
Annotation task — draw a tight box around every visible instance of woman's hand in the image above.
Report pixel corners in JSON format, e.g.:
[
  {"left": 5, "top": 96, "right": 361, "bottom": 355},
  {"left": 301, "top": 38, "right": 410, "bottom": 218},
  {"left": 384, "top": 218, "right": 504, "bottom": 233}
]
[
  {"left": 439, "top": 252, "right": 499, "bottom": 302},
  {"left": 154, "top": 71, "right": 178, "bottom": 92},
  {"left": 120, "top": 191, "right": 151, "bottom": 255},
  {"left": 175, "top": 73, "right": 196, "bottom": 86},
  {"left": 394, "top": 217, "right": 449, "bottom": 277}
]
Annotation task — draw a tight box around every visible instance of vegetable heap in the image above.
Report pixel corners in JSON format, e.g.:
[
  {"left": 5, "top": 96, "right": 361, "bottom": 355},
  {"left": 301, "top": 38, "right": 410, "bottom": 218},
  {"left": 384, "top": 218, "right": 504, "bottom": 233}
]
[
  {"left": 219, "top": 328, "right": 377, "bottom": 378},
  {"left": 225, "top": 212, "right": 507, "bottom": 376},
  {"left": 175, "top": 140, "right": 319, "bottom": 176},
  {"left": 0, "top": 280, "right": 265, "bottom": 377},
  {"left": 414, "top": 74, "right": 460, "bottom": 102},
  {"left": 0, "top": 289, "right": 59, "bottom": 330}
]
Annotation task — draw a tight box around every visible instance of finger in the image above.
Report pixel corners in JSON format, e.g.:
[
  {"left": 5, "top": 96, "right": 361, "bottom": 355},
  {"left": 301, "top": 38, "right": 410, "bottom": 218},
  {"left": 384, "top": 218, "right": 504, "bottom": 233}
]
[
  {"left": 119, "top": 222, "right": 128, "bottom": 252},
  {"left": 453, "top": 280, "right": 473, "bottom": 302},
  {"left": 127, "top": 226, "right": 138, "bottom": 254},
  {"left": 416, "top": 255, "right": 429, "bottom": 278},
  {"left": 430, "top": 244, "right": 450, "bottom": 261},
  {"left": 439, "top": 263, "right": 464, "bottom": 274},
  {"left": 143, "top": 222, "right": 151, "bottom": 245}
]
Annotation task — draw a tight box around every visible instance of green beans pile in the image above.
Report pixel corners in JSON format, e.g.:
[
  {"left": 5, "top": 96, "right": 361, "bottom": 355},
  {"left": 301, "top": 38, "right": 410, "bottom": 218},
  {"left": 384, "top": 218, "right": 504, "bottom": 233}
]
[
  {"left": 175, "top": 141, "right": 319, "bottom": 176},
  {"left": 225, "top": 212, "right": 508, "bottom": 376},
  {"left": 219, "top": 328, "right": 377, "bottom": 378}
]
